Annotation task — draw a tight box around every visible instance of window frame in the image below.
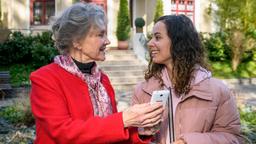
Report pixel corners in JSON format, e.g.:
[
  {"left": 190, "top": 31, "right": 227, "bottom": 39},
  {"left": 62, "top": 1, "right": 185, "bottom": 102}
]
[{"left": 171, "top": 0, "right": 195, "bottom": 23}]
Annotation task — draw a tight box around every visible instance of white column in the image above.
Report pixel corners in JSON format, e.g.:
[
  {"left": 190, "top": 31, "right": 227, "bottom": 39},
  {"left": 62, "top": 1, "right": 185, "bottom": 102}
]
[
  {"left": 107, "top": 0, "right": 118, "bottom": 47},
  {"left": 194, "top": 0, "right": 201, "bottom": 31},
  {"left": 163, "top": 0, "right": 172, "bottom": 15}
]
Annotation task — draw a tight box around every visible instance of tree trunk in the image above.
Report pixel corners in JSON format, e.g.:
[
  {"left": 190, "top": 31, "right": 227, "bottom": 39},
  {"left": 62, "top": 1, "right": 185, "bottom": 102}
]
[
  {"left": 230, "top": 30, "right": 245, "bottom": 71},
  {"left": 231, "top": 55, "right": 240, "bottom": 71}
]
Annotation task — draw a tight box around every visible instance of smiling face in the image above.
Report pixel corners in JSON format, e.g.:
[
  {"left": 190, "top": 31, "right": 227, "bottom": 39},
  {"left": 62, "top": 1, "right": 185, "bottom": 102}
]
[
  {"left": 71, "top": 24, "right": 110, "bottom": 63},
  {"left": 147, "top": 21, "right": 172, "bottom": 65}
]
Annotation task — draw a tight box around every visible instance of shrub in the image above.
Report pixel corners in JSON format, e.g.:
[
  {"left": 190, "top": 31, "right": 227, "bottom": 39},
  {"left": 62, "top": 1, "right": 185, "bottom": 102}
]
[
  {"left": 240, "top": 106, "right": 256, "bottom": 143},
  {"left": 9, "top": 64, "right": 34, "bottom": 87},
  {"left": 135, "top": 17, "right": 145, "bottom": 28},
  {"left": 0, "top": 97, "right": 34, "bottom": 126},
  {"left": 0, "top": 31, "right": 57, "bottom": 68},
  {"left": 31, "top": 43, "right": 57, "bottom": 69},
  {"left": 153, "top": 0, "right": 163, "bottom": 23},
  {"left": 116, "top": 0, "right": 130, "bottom": 41},
  {"left": 0, "top": 32, "right": 34, "bottom": 65},
  {"left": 201, "top": 32, "right": 231, "bottom": 62}
]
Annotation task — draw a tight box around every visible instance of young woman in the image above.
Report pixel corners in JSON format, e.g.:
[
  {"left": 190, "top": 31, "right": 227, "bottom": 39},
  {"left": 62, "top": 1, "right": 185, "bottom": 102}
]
[{"left": 132, "top": 15, "right": 243, "bottom": 144}]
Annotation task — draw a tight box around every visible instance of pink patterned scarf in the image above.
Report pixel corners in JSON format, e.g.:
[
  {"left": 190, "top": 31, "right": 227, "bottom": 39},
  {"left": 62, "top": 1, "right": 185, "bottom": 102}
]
[{"left": 54, "top": 55, "right": 113, "bottom": 117}]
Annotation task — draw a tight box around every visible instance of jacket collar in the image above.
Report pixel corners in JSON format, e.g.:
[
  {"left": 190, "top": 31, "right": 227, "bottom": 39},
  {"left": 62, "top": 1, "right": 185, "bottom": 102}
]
[
  {"left": 142, "top": 77, "right": 163, "bottom": 96},
  {"left": 141, "top": 68, "right": 213, "bottom": 102},
  {"left": 183, "top": 78, "right": 213, "bottom": 101}
]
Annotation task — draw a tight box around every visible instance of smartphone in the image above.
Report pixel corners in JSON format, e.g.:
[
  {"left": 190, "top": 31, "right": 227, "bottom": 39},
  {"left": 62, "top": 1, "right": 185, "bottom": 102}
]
[{"left": 150, "top": 90, "right": 170, "bottom": 107}]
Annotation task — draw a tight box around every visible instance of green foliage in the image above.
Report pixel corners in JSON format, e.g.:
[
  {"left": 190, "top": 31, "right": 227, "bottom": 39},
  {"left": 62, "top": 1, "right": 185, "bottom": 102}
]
[
  {"left": 0, "top": 31, "right": 58, "bottom": 86},
  {"left": 9, "top": 64, "right": 34, "bottom": 87},
  {"left": 0, "top": 32, "right": 34, "bottom": 65},
  {"left": 135, "top": 17, "right": 145, "bottom": 28},
  {"left": 201, "top": 32, "right": 231, "bottom": 62},
  {"left": 210, "top": 0, "right": 256, "bottom": 71},
  {"left": 116, "top": 0, "right": 130, "bottom": 41},
  {"left": 212, "top": 0, "right": 256, "bottom": 31},
  {"left": 30, "top": 32, "right": 58, "bottom": 68},
  {"left": 210, "top": 61, "right": 256, "bottom": 79},
  {"left": 72, "top": 0, "right": 80, "bottom": 3},
  {"left": 201, "top": 32, "right": 256, "bottom": 78},
  {"left": 0, "top": 98, "right": 34, "bottom": 126},
  {"left": 153, "top": 0, "right": 163, "bottom": 23},
  {"left": 0, "top": 31, "right": 58, "bottom": 68},
  {"left": 240, "top": 107, "right": 256, "bottom": 143}
]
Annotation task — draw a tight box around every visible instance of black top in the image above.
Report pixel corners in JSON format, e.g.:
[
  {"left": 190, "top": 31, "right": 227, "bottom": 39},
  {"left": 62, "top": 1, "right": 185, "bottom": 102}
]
[{"left": 72, "top": 58, "right": 95, "bottom": 74}]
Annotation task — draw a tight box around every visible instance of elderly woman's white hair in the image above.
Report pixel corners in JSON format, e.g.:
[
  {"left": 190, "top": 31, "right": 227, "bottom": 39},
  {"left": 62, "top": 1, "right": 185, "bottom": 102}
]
[{"left": 52, "top": 2, "right": 106, "bottom": 54}]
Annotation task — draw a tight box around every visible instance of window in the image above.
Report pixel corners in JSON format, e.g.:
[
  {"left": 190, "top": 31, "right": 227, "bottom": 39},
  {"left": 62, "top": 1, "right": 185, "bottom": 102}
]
[
  {"left": 171, "top": 0, "right": 195, "bottom": 22},
  {"left": 30, "top": 0, "right": 55, "bottom": 25}
]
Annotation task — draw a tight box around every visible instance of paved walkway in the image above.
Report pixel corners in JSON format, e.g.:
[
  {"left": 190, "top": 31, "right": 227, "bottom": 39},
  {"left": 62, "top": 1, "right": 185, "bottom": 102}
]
[
  {"left": 0, "top": 79, "right": 255, "bottom": 112},
  {"left": 116, "top": 80, "right": 256, "bottom": 111}
]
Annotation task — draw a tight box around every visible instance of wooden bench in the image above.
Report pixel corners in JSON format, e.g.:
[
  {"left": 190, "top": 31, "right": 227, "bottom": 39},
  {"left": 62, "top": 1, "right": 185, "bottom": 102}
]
[{"left": 0, "top": 71, "right": 12, "bottom": 100}]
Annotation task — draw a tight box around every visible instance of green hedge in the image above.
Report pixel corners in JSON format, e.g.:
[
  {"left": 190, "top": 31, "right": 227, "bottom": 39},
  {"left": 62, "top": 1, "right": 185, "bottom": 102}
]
[
  {"left": 240, "top": 107, "right": 256, "bottom": 143},
  {"left": 116, "top": 0, "right": 130, "bottom": 41},
  {"left": 153, "top": 0, "right": 163, "bottom": 23},
  {"left": 201, "top": 32, "right": 231, "bottom": 62},
  {"left": 0, "top": 97, "right": 34, "bottom": 126},
  {"left": 201, "top": 32, "right": 256, "bottom": 78},
  {"left": 0, "top": 31, "right": 58, "bottom": 86},
  {"left": 0, "top": 31, "right": 58, "bottom": 69}
]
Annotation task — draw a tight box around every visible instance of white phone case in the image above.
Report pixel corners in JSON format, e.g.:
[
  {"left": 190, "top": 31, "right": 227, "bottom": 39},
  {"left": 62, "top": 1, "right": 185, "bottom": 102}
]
[{"left": 150, "top": 90, "right": 170, "bottom": 107}]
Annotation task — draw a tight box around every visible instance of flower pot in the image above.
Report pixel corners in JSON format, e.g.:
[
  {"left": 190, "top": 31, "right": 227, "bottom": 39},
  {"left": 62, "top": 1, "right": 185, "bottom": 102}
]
[
  {"left": 136, "top": 27, "right": 143, "bottom": 33},
  {"left": 34, "top": 21, "right": 41, "bottom": 25},
  {"left": 118, "top": 40, "right": 129, "bottom": 50}
]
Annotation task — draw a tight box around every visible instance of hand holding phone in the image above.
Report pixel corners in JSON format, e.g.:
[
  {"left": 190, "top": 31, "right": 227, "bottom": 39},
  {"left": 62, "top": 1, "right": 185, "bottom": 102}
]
[{"left": 150, "top": 90, "right": 170, "bottom": 107}]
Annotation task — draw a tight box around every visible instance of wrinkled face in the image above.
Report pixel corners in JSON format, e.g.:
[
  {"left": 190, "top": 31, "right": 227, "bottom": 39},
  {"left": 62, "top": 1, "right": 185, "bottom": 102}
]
[
  {"left": 74, "top": 24, "right": 110, "bottom": 62},
  {"left": 147, "top": 21, "right": 172, "bottom": 65}
]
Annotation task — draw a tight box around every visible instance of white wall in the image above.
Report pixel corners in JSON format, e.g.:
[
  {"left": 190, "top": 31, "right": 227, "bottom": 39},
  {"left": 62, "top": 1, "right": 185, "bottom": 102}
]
[
  {"left": 107, "top": 0, "right": 119, "bottom": 47},
  {"left": 195, "top": 0, "right": 217, "bottom": 33},
  {"left": 3, "top": 0, "right": 30, "bottom": 30},
  {"left": 145, "top": 0, "right": 156, "bottom": 35},
  {"left": 56, "top": 0, "right": 73, "bottom": 16},
  {"left": 163, "top": 0, "right": 171, "bottom": 15}
]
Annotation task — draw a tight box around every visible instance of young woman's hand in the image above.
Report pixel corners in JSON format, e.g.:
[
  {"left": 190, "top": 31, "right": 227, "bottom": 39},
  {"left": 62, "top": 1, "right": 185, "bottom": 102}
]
[
  {"left": 122, "top": 103, "right": 164, "bottom": 128},
  {"left": 172, "top": 138, "right": 186, "bottom": 144}
]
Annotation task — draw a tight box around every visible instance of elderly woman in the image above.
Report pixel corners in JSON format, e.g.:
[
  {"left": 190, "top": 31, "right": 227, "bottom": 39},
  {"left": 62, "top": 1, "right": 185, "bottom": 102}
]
[
  {"left": 30, "top": 2, "right": 163, "bottom": 144},
  {"left": 132, "top": 15, "right": 243, "bottom": 144}
]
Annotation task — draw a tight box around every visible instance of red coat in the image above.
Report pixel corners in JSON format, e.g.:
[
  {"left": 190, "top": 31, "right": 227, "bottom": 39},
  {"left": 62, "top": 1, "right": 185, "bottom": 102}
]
[{"left": 30, "top": 63, "right": 150, "bottom": 144}]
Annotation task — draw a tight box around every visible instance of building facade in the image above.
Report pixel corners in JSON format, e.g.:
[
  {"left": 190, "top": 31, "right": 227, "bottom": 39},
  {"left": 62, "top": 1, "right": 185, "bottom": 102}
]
[
  {"left": 0, "top": 0, "right": 216, "bottom": 47},
  {"left": 133, "top": 0, "right": 217, "bottom": 36}
]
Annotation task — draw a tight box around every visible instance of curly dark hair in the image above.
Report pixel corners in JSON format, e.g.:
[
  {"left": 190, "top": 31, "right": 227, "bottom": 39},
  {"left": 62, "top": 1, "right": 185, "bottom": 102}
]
[{"left": 145, "top": 14, "right": 210, "bottom": 96}]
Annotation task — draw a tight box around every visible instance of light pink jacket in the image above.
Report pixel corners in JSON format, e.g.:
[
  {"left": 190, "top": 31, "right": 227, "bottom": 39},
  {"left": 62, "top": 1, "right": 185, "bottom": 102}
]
[{"left": 132, "top": 69, "right": 243, "bottom": 144}]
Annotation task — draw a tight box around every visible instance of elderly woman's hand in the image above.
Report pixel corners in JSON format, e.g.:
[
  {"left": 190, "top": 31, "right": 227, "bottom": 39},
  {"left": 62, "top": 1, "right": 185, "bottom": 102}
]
[
  {"left": 122, "top": 103, "right": 164, "bottom": 128},
  {"left": 138, "top": 123, "right": 161, "bottom": 136}
]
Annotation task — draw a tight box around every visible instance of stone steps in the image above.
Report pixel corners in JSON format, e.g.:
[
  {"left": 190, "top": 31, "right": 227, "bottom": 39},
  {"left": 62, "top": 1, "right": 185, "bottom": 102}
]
[
  {"left": 97, "top": 60, "right": 142, "bottom": 65},
  {"left": 99, "top": 65, "right": 147, "bottom": 71},
  {"left": 102, "top": 70, "right": 145, "bottom": 77},
  {"left": 109, "top": 76, "right": 144, "bottom": 84},
  {"left": 105, "top": 55, "right": 138, "bottom": 61},
  {"left": 98, "top": 49, "right": 146, "bottom": 104}
]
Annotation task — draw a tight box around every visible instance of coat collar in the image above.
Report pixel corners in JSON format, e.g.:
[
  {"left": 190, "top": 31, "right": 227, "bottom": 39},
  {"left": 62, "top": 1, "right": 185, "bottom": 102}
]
[
  {"left": 141, "top": 75, "right": 213, "bottom": 102},
  {"left": 184, "top": 78, "right": 213, "bottom": 101},
  {"left": 141, "top": 77, "right": 163, "bottom": 96}
]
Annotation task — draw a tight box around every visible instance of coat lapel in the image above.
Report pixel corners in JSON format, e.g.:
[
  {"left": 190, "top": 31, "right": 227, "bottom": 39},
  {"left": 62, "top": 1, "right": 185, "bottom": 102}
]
[{"left": 141, "top": 77, "right": 163, "bottom": 96}]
